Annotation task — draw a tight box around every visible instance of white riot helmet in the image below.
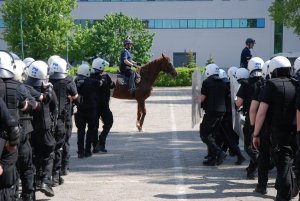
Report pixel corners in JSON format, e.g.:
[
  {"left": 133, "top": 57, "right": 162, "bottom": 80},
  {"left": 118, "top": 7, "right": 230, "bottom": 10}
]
[
  {"left": 23, "top": 57, "right": 35, "bottom": 67},
  {"left": 92, "top": 58, "right": 109, "bottom": 72},
  {"left": 14, "top": 60, "right": 26, "bottom": 82},
  {"left": 262, "top": 60, "right": 270, "bottom": 79},
  {"left": 227, "top": 66, "right": 238, "bottom": 79},
  {"left": 235, "top": 68, "right": 249, "bottom": 81},
  {"left": 248, "top": 57, "right": 264, "bottom": 75},
  {"left": 0, "top": 51, "right": 16, "bottom": 79},
  {"left": 47, "top": 55, "right": 60, "bottom": 66},
  {"left": 269, "top": 56, "right": 291, "bottom": 78},
  {"left": 9, "top": 52, "right": 21, "bottom": 61},
  {"left": 25, "top": 60, "right": 49, "bottom": 86},
  {"left": 219, "top": 69, "right": 228, "bottom": 79},
  {"left": 204, "top": 63, "right": 219, "bottom": 78},
  {"left": 293, "top": 57, "right": 300, "bottom": 74},
  {"left": 77, "top": 64, "right": 91, "bottom": 77},
  {"left": 49, "top": 57, "right": 68, "bottom": 79}
]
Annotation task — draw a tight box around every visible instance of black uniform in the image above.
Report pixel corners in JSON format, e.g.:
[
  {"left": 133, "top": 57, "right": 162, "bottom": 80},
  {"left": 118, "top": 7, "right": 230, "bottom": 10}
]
[
  {"left": 91, "top": 73, "right": 115, "bottom": 152},
  {"left": 49, "top": 76, "right": 77, "bottom": 185},
  {"left": 17, "top": 84, "right": 41, "bottom": 200},
  {"left": 240, "top": 47, "right": 252, "bottom": 68},
  {"left": 74, "top": 75, "right": 102, "bottom": 157},
  {"left": 236, "top": 77, "right": 261, "bottom": 177},
  {"left": 0, "top": 98, "right": 20, "bottom": 201},
  {"left": 200, "top": 75, "right": 228, "bottom": 165},
  {"left": 260, "top": 77, "right": 297, "bottom": 200},
  {"left": 216, "top": 78, "right": 245, "bottom": 165},
  {"left": 26, "top": 82, "right": 58, "bottom": 197}
]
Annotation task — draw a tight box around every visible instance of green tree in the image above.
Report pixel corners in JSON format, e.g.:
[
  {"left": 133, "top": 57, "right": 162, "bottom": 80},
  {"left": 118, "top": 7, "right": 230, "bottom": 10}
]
[
  {"left": 1, "top": 0, "right": 77, "bottom": 60},
  {"left": 186, "top": 51, "right": 197, "bottom": 68},
  {"left": 70, "top": 13, "right": 155, "bottom": 66},
  {"left": 206, "top": 55, "right": 215, "bottom": 65},
  {"left": 269, "top": 0, "right": 300, "bottom": 37}
]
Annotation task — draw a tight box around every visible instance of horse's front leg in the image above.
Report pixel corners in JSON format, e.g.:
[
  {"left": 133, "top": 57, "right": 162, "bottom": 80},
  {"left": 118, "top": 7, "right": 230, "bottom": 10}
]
[
  {"left": 136, "top": 101, "right": 142, "bottom": 130},
  {"left": 138, "top": 100, "right": 146, "bottom": 131}
]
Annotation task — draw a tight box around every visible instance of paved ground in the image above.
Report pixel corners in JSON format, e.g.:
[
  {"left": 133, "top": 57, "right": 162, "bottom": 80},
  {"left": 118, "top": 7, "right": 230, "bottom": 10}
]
[{"left": 36, "top": 87, "right": 297, "bottom": 201}]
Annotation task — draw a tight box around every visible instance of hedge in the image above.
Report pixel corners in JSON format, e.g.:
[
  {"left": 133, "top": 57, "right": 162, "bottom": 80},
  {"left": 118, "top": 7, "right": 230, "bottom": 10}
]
[{"left": 69, "top": 66, "right": 205, "bottom": 87}]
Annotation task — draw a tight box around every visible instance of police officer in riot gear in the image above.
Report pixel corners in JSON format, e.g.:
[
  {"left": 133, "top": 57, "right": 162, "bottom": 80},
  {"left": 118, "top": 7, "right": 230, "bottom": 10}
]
[
  {"left": 49, "top": 56, "right": 78, "bottom": 186},
  {"left": 240, "top": 38, "right": 255, "bottom": 69},
  {"left": 0, "top": 98, "right": 20, "bottom": 201},
  {"left": 14, "top": 59, "right": 42, "bottom": 201},
  {"left": 249, "top": 60, "right": 271, "bottom": 194},
  {"left": 236, "top": 57, "right": 264, "bottom": 179},
  {"left": 120, "top": 39, "right": 138, "bottom": 94},
  {"left": 199, "top": 64, "right": 228, "bottom": 166},
  {"left": 218, "top": 69, "right": 246, "bottom": 165},
  {"left": 74, "top": 63, "right": 103, "bottom": 158},
  {"left": 24, "top": 60, "right": 58, "bottom": 197},
  {"left": 91, "top": 58, "right": 115, "bottom": 153},
  {"left": 253, "top": 56, "right": 297, "bottom": 201}
]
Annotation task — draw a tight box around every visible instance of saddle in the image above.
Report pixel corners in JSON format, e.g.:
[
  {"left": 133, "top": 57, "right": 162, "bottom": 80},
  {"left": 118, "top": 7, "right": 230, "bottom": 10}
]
[{"left": 116, "top": 71, "right": 141, "bottom": 86}]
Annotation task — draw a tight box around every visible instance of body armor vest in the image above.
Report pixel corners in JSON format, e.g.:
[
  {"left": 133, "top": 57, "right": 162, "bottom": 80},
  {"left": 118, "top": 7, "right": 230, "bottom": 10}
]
[
  {"left": 203, "top": 77, "right": 226, "bottom": 113},
  {"left": 268, "top": 78, "right": 296, "bottom": 127},
  {"left": 50, "top": 78, "right": 70, "bottom": 120},
  {"left": 2, "top": 79, "right": 21, "bottom": 123}
]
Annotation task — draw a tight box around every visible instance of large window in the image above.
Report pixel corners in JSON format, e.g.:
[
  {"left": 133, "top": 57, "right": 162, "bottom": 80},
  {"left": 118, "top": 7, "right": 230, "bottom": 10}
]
[{"left": 146, "top": 18, "right": 265, "bottom": 29}]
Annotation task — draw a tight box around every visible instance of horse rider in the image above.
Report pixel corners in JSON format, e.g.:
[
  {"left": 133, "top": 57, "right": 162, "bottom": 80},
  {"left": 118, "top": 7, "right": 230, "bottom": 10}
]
[{"left": 120, "top": 39, "right": 138, "bottom": 95}]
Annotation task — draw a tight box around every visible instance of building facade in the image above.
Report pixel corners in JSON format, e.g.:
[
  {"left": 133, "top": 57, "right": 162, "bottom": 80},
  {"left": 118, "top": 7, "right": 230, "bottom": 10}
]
[{"left": 0, "top": 0, "right": 300, "bottom": 67}]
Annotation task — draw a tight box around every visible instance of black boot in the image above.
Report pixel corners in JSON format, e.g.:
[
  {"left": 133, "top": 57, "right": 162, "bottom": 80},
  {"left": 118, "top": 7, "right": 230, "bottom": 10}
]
[
  {"left": 94, "top": 142, "right": 107, "bottom": 153},
  {"left": 40, "top": 182, "right": 54, "bottom": 197},
  {"left": 254, "top": 184, "right": 267, "bottom": 194},
  {"left": 61, "top": 165, "right": 69, "bottom": 176},
  {"left": 216, "top": 151, "right": 227, "bottom": 166},
  {"left": 235, "top": 153, "right": 246, "bottom": 165},
  {"left": 52, "top": 171, "right": 64, "bottom": 187},
  {"left": 22, "top": 193, "right": 34, "bottom": 201}
]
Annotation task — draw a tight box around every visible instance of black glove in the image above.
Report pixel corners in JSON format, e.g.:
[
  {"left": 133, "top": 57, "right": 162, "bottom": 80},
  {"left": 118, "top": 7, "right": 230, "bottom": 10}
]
[
  {"left": 73, "top": 95, "right": 83, "bottom": 106},
  {"left": 42, "top": 83, "right": 53, "bottom": 103},
  {"left": 8, "top": 126, "right": 20, "bottom": 146}
]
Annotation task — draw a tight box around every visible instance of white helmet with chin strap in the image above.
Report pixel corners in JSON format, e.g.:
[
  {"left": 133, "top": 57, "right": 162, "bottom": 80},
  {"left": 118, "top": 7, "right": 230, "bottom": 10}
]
[
  {"left": 77, "top": 64, "right": 91, "bottom": 77},
  {"left": 293, "top": 57, "right": 300, "bottom": 74},
  {"left": 47, "top": 55, "right": 60, "bottom": 66},
  {"left": 248, "top": 57, "right": 264, "bottom": 77},
  {"left": 25, "top": 60, "right": 49, "bottom": 86},
  {"left": 23, "top": 57, "right": 35, "bottom": 67},
  {"left": 14, "top": 60, "right": 26, "bottom": 82},
  {"left": 262, "top": 60, "right": 270, "bottom": 79},
  {"left": 92, "top": 58, "right": 109, "bottom": 72},
  {"left": 235, "top": 68, "right": 249, "bottom": 81},
  {"left": 0, "top": 51, "right": 16, "bottom": 79},
  {"left": 49, "top": 57, "right": 68, "bottom": 79},
  {"left": 219, "top": 69, "right": 228, "bottom": 79},
  {"left": 204, "top": 63, "right": 219, "bottom": 78},
  {"left": 268, "top": 56, "right": 291, "bottom": 78},
  {"left": 228, "top": 66, "right": 238, "bottom": 79}
]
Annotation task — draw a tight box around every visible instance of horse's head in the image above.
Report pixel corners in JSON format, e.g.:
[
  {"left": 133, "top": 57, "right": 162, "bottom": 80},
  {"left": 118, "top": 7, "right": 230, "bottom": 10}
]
[{"left": 160, "top": 53, "right": 177, "bottom": 77}]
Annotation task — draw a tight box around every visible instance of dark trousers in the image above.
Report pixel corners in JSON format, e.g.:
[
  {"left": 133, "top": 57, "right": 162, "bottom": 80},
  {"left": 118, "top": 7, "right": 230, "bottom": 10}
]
[
  {"left": 96, "top": 106, "right": 113, "bottom": 145},
  {"left": 200, "top": 112, "right": 224, "bottom": 157},
  {"left": 31, "top": 129, "right": 55, "bottom": 184},
  {"left": 75, "top": 111, "right": 98, "bottom": 153},
  {"left": 53, "top": 119, "right": 66, "bottom": 173},
  {"left": 273, "top": 145, "right": 296, "bottom": 201},
  {"left": 62, "top": 123, "right": 72, "bottom": 169},
  {"left": 257, "top": 126, "right": 271, "bottom": 188},
  {"left": 121, "top": 67, "right": 136, "bottom": 91},
  {"left": 0, "top": 186, "right": 16, "bottom": 201},
  {"left": 243, "top": 116, "right": 258, "bottom": 172},
  {"left": 216, "top": 112, "right": 242, "bottom": 156},
  {"left": 17, "top": 138, "right": 34, "bottom": 196}
]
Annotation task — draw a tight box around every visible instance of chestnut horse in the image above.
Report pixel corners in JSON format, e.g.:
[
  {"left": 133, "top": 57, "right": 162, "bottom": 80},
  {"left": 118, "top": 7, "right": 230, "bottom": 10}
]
[{"left": 111, "top": 53, "right": 177, "bottom": 131}]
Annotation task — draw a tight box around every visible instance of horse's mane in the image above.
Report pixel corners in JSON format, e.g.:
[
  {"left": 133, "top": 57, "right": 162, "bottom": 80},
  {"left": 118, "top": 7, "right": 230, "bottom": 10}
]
[{"left": 139, "top": 57, "right": 164, "bottom": 75}]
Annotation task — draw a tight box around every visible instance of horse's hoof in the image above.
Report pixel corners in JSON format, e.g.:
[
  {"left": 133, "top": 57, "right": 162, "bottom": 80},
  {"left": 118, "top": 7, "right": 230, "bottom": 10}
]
[{"left": 137, "top": 127, "right": 143, "bottom": 132}]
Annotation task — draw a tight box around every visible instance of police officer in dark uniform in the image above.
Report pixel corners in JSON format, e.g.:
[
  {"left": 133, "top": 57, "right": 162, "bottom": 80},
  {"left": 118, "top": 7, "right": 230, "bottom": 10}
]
[
  {"left": 24, "top": 60, "right": 58, "bottom": 197},
  {"left": 49, "top": 56, "right": 78, "bottom": 186},
  {"left": 13, "top": 60, "right": 43, "bottom": 201},
  {"left": 91, "top": 58, "right": 115, "bottom": 153},
  {"left": 236, "top": 57, "right": 264, "bottom": 179},
  {"left": 253, "top": 56, "right": 298, "bottom": 201},
  {"left": 74, "top": 63, "right": 103, "bottom": 158},
  {"left": 0, "top": 98, "right": 20, "bottom": 201},
  {"left": 199, "top": 64, "right": 227, "bottom": 166},
  {"left": 240, "top": 38, "right": 255, "bottom": 69},
  {"left": 120, "top": 39, "right": 138, "bottom": 94},
  {"left": 249, "top": 60, "right": 271, "bottom": 194},
  {"left": 218, "top": 69, "right": 246, "bottom": 165}
]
